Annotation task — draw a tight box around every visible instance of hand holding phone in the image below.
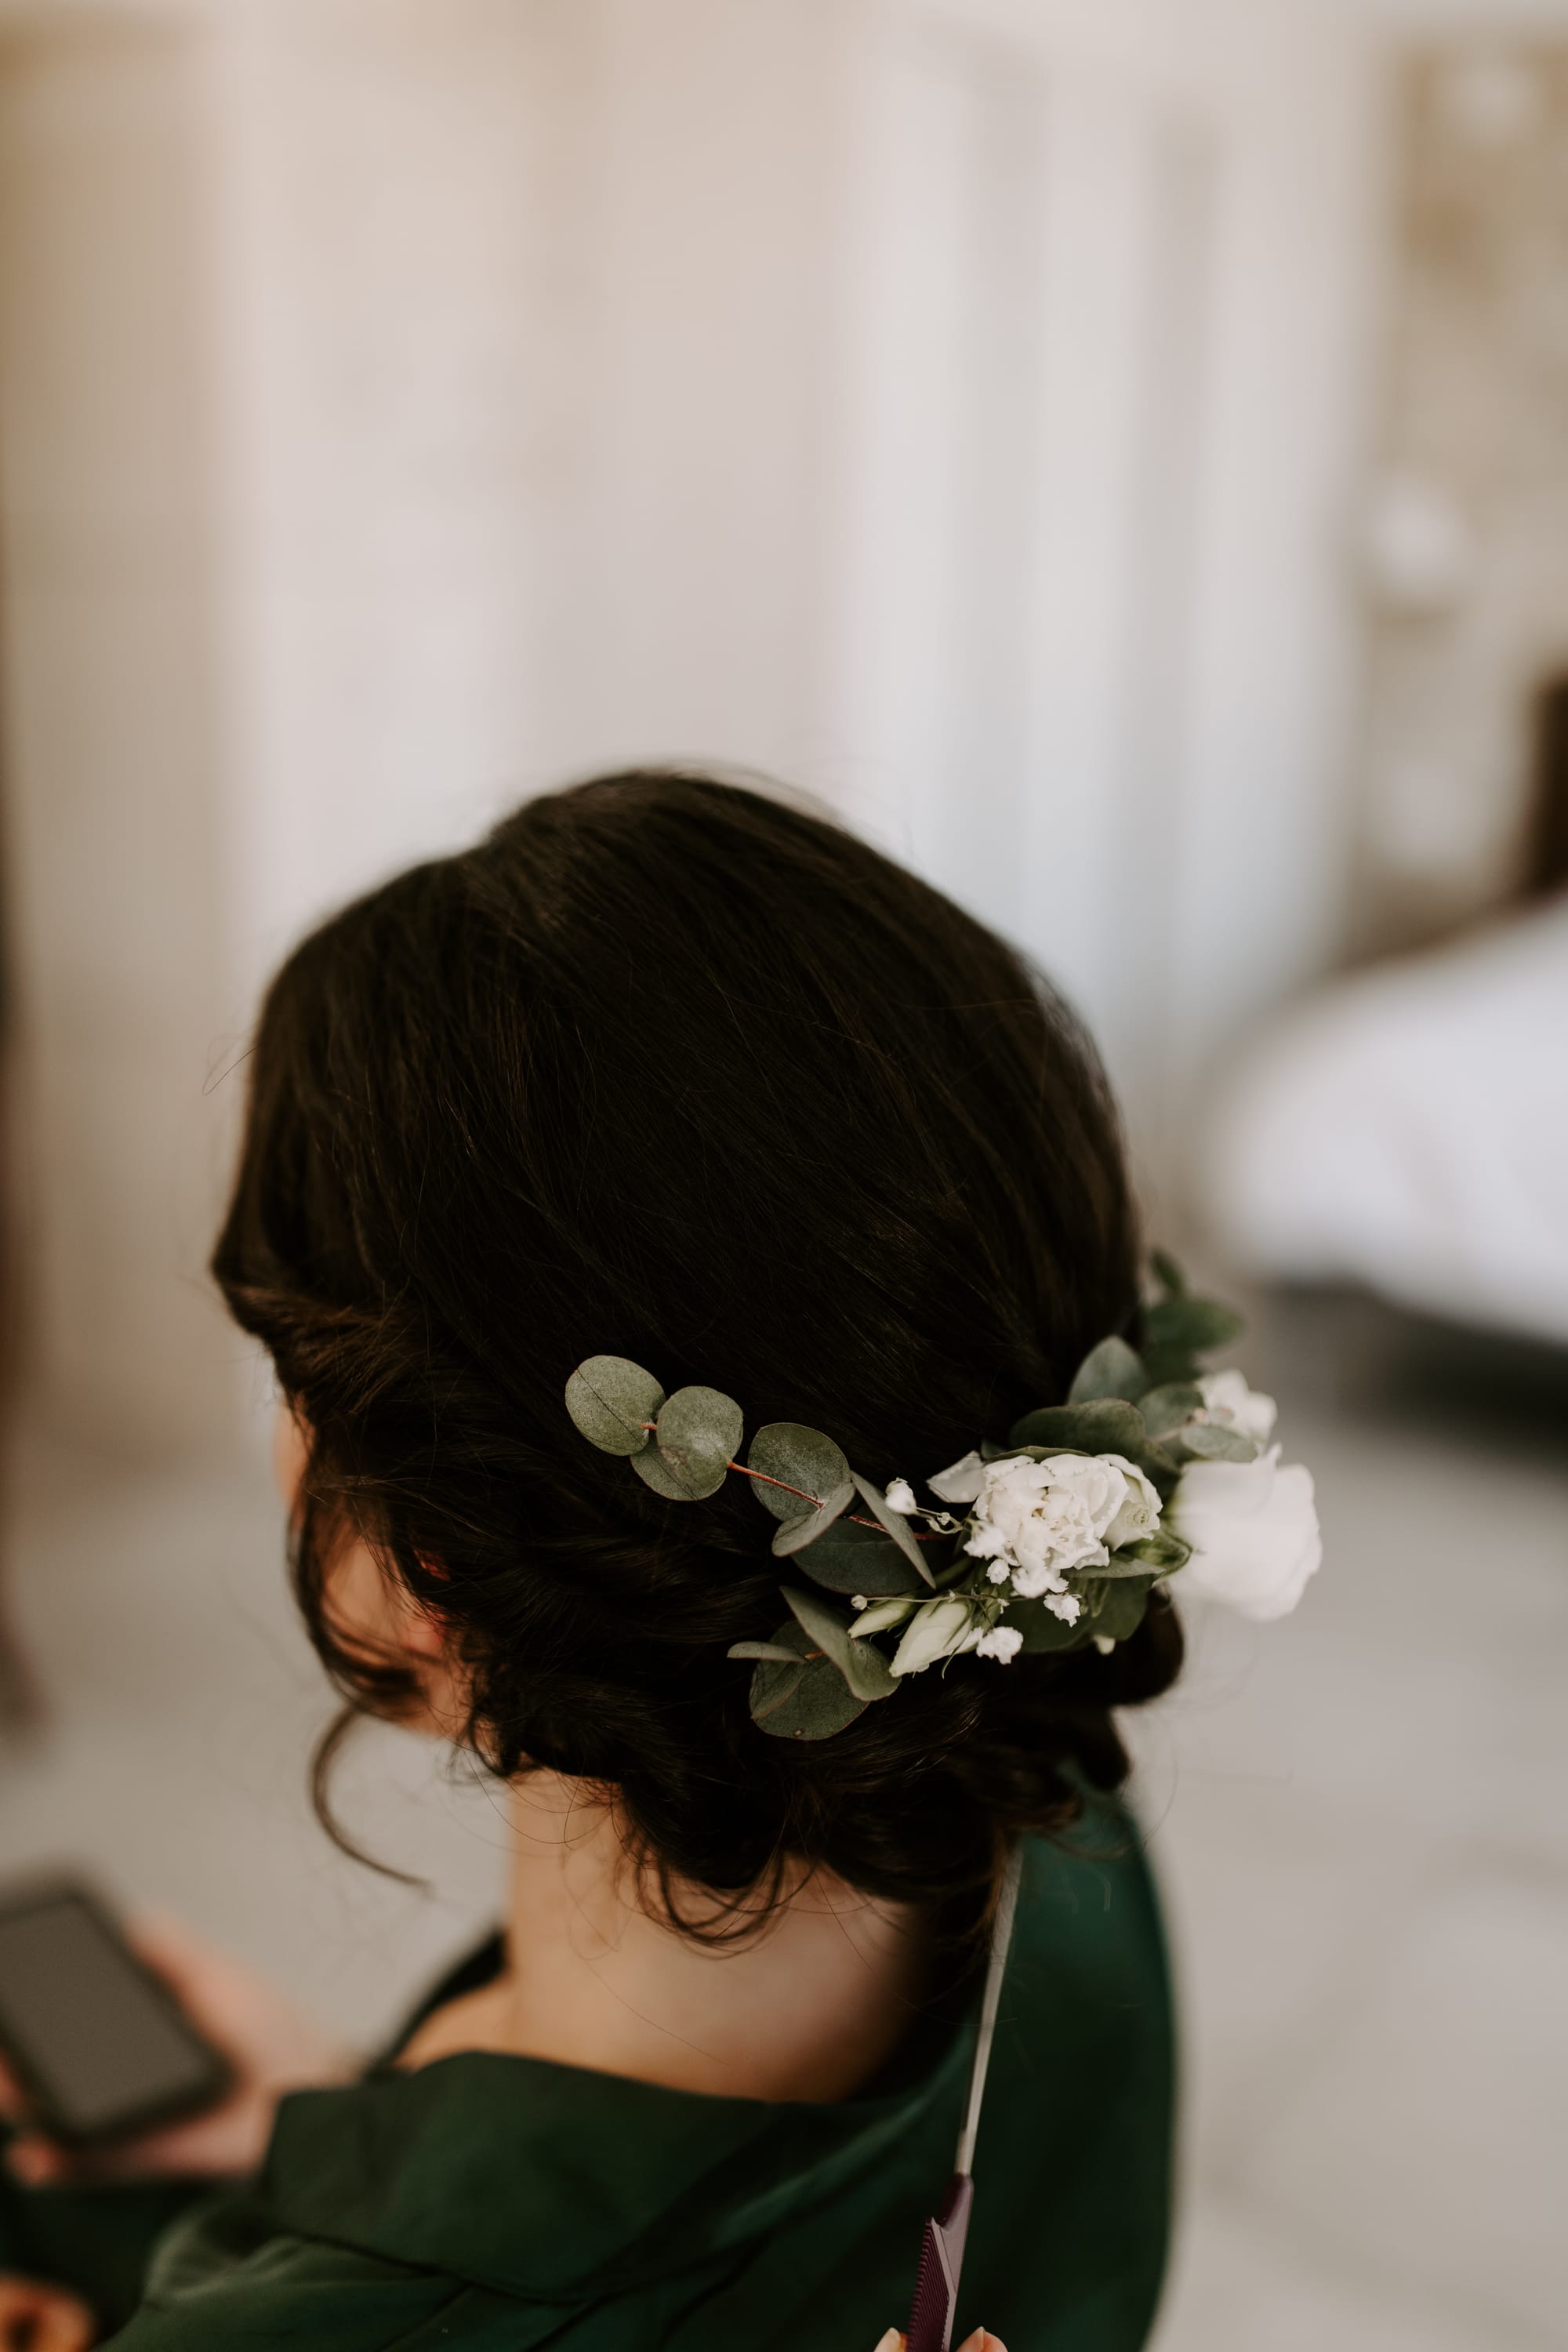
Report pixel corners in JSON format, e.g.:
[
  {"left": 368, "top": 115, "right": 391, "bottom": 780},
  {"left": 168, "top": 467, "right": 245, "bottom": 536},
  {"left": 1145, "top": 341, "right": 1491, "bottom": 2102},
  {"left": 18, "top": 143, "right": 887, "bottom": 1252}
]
[{"left": 0, "top": 1880, "right": 353, "bottom": 2185}]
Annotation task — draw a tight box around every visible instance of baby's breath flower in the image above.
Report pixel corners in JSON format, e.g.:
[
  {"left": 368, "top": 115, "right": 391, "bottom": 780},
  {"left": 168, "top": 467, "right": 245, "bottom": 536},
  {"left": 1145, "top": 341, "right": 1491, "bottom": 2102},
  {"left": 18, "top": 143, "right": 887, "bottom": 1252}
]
[{"left": 975, "top": 1624, "right": 1023, "bottom": 1663}]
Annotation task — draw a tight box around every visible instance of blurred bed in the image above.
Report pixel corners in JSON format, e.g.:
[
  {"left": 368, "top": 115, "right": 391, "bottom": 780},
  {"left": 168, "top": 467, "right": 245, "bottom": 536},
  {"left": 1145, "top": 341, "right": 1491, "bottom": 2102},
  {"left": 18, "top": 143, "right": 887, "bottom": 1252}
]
[{"left": 1206, "top": 899, "right": 1568, "bottom": 1348}]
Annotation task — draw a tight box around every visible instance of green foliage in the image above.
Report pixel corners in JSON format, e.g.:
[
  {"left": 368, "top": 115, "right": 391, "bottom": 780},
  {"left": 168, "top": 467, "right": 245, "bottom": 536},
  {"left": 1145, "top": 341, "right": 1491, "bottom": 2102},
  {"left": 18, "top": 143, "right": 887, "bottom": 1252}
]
[
  {"left": 1136, "top": 1381, "right": 1203, "bottom": 1439},
  {"left": 1067, "top": 1336, "right": 1149, "bottom": 1404},
  {"left": 771, "top": 1479, "right": 856, "bottom": 1557},
  {"left": 781, "top": 1585, "right": 898, "bottom": 1702},
  {"left": 564, "top": 1357, "right": 664, "bottom": 1457},
  {"left": 630, "top": 1445, "right": 714, "bottom": 1501},
  {"left": 1149, "top": 1248, "right": 1187, "bottom": 1297},
  {"left": 1080, "top": 1573, "right": 1155, "bottom": 1641},
  {"left": 1143, "top": 1294, "right": 1245, "bottom": 1355},
  {"left": 1008, "top": 1597, "right": 1091, "bottom": 1653},
  {"left": 1178, "top": 1421, "right": 1258, "bottom": 1465},
  {"left": 793, "top": 1516, "right": 928, "bottom": 1597},
  {"left": 635, "top": 1385, "right": 744, "bottom": 1501},
  {"left": 1115, "top": 1529, "right": 1192, "bottom": 1570},
  {"left": 849, "top": 1474, "right": 935, "bottom": 1586},
  {"left": 1007, "top": 1398, "right": 1147, "bottom": 1455},
  {"left": 746, "top": 1424, "right": 853, "bottom": 1520},
  {"left": 1131, "top": 1441, "right": 1182, "bottom": 1497},
  {"left": 760, "top": 1661, "right": 868, "bottom": 1740},
  {"left": 746, "top": 1620, "right": 811, "bottom": 1722},
  {"left": 727, "top": 1639, "right": 805, "bottom": 1663},
  {"left": 748, "top": 1617, "right": 868, "bottom": 1740}
]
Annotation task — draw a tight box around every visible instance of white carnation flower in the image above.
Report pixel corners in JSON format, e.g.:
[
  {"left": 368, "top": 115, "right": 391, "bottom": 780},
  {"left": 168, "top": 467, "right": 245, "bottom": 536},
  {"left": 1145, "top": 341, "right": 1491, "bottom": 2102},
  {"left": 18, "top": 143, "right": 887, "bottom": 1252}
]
[
  {"left": 1169, "top": 1444, "right": 1321, "bottom": 1621},
  {"left": 964, "top": 1451, "right": 1137, "bottom": 1595},
  {"left": 975, "top": 1624, "right": 1023, "bottom": 1663},
  {"left": 884, "top": 1477, "right": 918, "bottom": 1515},
  {"left": 1196, "top": 1369, "right": 1277, "bottom": 1447}
]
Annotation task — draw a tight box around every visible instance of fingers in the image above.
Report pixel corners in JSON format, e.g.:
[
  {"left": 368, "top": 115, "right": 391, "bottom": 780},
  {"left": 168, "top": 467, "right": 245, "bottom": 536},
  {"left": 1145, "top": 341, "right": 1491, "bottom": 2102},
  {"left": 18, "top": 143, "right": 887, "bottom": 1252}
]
[
  {"left": 4, "top": 2123, "right": 198, "bottom": 2189},
  {"left": 873, "top": 2330, "right": 1004, "bottom": 2352},
  {"left": 0, "top": 2276, "right": 96, "bottom": 2351},
  {"left": 3, "top": 2132, "right": 68, "bottom": 2187}
]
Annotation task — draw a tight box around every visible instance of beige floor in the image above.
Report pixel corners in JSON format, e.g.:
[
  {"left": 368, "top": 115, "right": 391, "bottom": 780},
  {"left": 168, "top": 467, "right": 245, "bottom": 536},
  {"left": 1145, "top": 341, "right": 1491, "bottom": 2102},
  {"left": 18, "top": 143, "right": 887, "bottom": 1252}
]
[{"left": 0, "top": 1304, "right": 1563, "bottom": 2349}]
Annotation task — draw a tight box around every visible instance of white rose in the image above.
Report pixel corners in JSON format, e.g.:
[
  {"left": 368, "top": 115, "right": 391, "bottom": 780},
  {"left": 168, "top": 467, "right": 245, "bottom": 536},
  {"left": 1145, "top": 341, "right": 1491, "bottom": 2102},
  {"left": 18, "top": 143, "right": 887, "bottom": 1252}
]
[
  {"left": 963, "top": 1453, "right": 1131, "bottom": 1597},
  {"left": 928, "top": 1450, "right": 986, "bottom": 1504},
  {"left": 1169, "top": 1445, "right": 1321, "bottom": 1621},
  {"left": 884, "top": 1477, "right": 918, "bottom": 1515},
  {"left": 1097, "top": 1453, "right": 1163, "bottom": 1549},
  {"left": 890, "top": 1594, "right": 978, "bottom": 1677},
  {"left": 1196, "top": 1369, "right": 1277, "bottom": 1447}
]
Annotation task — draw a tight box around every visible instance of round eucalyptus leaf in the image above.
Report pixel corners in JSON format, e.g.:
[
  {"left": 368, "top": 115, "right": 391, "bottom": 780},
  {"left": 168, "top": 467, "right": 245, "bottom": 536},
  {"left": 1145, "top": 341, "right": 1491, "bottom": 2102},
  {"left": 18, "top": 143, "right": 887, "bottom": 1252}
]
[
  {"left": 1138, "top": 1344, "right": 1199, "bottom": 1390},
  {"left": 1067, "top": 1336, "right": 1149, "bottom": 1405},
  {"left": 1137, "top": 1382, "right": 1203, "bottom": 1440},
  {"left": 793, "top": 1517, "right": 927, "bottom": 1597},
  {"left": 1178, "top": 1422, "right": 1258, "bottom": 1465},
  {"left": 631, "top": 1441, "right": 728, "bottom": 1501},
  {"left": 564, "top": 1356, "right": 664, "bottom": 1456},
  {"left": 1143, "top": 1295, "right": 1245, "bottom": 1354},
  {"left": 771, "top": 1479, "right": 856, "bottom": 1556},
  {"left": 1007, "top": 1399, "right": 1147, "bottom": 1456},
  {"left": 756, "top": 1654, "right": 868, "bottom": 1741},
  {"left": 655, "top": 1385, "right": 743, "bottom": 1494},
  {"left": 746, "top": 1424, "right": 853, "bottom": 1522}
]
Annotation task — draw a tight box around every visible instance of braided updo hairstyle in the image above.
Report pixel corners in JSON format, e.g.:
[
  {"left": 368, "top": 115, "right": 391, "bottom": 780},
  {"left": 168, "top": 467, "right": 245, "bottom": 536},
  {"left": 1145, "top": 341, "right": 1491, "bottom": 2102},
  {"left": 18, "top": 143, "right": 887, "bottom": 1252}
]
[{"left": 213, "top": 773, "right": 1181, "bottom": 1933}]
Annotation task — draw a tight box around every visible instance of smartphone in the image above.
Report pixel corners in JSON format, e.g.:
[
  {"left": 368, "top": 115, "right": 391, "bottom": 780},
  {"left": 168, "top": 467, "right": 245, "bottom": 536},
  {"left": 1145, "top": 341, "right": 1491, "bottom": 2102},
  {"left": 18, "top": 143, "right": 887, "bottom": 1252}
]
[{"left": 0, "top": 1875, "right": 231, "bottom": 2148}]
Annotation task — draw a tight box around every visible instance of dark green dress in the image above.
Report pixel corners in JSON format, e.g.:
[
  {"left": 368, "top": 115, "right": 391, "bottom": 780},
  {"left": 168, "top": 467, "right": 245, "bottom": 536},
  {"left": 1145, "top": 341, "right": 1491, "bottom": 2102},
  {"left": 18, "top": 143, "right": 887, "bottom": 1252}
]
[{"left": 0, "top": 1815, "right": 1174, "bottom": 2349}]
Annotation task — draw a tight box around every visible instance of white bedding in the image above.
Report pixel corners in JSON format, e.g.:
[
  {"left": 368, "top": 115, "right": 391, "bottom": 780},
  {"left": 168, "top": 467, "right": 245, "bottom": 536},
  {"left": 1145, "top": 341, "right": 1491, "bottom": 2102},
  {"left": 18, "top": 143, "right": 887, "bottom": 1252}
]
[{"left": 1204, "top": 901, "right": 1568, "bottom": 1347}]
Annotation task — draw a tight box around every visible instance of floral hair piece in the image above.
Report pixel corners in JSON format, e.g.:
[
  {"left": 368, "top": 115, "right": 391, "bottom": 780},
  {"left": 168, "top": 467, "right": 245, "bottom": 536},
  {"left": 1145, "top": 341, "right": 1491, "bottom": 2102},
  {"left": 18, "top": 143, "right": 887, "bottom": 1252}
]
[{"left": 564, "top": 1254, "right": 1322, "bottom": 1742}]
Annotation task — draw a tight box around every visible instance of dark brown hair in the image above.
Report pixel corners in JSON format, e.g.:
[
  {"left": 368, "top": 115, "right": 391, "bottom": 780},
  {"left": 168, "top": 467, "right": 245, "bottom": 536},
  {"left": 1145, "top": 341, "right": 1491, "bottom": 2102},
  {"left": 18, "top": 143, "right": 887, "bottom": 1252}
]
[{"left": 213, "top": 773, "right": 1181, "bottom": 1930}]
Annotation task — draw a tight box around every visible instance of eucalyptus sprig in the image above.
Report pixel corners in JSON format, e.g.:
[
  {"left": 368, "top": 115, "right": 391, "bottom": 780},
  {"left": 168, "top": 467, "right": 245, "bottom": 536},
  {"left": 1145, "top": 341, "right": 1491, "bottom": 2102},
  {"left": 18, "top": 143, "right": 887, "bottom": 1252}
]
[{"left": 564, "top": 1258, "right": 1292, "bottom": 1743}]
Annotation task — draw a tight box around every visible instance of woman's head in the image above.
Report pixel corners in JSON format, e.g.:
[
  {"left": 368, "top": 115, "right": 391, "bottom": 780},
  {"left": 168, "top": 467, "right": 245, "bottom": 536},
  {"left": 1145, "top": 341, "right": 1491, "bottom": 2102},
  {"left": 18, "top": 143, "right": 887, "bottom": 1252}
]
[{"left": 215, "top": 773, "right": 1181, "bottom": 1926}]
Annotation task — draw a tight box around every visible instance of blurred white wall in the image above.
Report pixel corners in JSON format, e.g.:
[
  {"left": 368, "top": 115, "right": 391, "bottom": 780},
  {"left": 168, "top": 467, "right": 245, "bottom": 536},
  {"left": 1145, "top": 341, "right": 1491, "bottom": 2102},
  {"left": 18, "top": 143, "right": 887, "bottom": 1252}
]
[
  {"left": 0, "top": 0, "right": 1536, "bottom": 1460},
  {"left": 0, "top": 13, "right": 234, "bottom": 1456}
]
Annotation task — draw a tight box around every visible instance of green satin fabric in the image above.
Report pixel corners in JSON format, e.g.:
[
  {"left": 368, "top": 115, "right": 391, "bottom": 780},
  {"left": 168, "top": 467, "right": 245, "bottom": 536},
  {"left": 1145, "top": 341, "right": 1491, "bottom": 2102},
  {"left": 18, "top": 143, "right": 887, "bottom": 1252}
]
[{"left": 0, "top": 1808, "right": 1173, "bottom": 2350}]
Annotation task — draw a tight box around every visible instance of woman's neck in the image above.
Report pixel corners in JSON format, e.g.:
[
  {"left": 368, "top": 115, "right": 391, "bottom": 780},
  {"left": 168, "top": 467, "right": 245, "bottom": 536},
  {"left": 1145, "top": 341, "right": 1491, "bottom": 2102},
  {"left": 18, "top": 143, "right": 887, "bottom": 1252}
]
[{"left": 398, "top": 1773, "right": 932, "bottom": 2102}]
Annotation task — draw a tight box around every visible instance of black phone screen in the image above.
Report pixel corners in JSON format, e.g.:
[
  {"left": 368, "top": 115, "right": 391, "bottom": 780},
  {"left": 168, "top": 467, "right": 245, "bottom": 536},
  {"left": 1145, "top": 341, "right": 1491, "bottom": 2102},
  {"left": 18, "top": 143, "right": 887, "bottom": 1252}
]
[{"left": 0, "top": 1882, "right": 227, "bottom": 2143}]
